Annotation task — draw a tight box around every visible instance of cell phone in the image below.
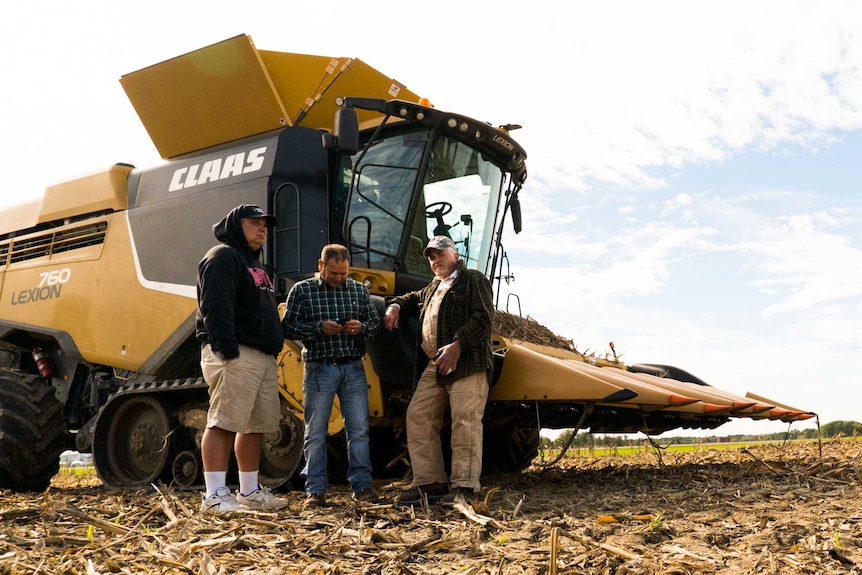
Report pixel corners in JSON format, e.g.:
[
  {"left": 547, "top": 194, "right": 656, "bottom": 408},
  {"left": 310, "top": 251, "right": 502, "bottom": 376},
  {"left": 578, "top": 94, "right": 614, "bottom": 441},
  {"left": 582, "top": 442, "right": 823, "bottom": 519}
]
[{"left": 337, "top": 318, "right": 350, "bottom": 325}]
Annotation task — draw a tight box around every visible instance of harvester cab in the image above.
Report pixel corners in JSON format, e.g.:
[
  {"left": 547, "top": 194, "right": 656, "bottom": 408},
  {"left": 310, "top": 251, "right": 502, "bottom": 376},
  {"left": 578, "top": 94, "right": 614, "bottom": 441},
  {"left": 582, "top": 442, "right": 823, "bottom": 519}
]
[{"left": 324, "top": 96, "right": 525, "bottom": 289}]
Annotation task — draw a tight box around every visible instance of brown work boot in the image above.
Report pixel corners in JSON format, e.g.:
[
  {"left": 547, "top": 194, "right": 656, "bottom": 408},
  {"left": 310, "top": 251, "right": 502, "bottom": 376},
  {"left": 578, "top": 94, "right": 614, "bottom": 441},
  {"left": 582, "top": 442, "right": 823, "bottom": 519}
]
[
  {"left": 394, "top": 482, "right": 449, "bottom": 507},
  {"left": 439, "top": 486, "right": 475, "bottom": 506},
  {"left": 352, "top": 489, "right": 380, "bottom": 504},
  {"left": 302, "top": 493, "right": 327, "bottom": 510}
]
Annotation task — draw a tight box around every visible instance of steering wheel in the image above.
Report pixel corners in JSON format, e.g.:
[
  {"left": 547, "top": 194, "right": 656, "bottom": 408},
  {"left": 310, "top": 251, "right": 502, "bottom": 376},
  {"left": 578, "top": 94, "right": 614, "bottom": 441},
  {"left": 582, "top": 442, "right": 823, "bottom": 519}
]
[
  {"left": 425, "top": 201, "right": 454, "bottom": 237},
  {"left": 425, "top": 201, "right": 453, "bottom": 218}
]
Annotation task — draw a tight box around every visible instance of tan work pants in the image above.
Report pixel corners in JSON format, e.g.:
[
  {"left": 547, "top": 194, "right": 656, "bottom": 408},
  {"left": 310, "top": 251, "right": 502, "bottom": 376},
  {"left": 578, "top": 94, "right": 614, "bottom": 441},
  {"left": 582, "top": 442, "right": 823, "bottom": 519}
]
[{"left": 405, "top": 364, "right": 489, "bottom": 491}]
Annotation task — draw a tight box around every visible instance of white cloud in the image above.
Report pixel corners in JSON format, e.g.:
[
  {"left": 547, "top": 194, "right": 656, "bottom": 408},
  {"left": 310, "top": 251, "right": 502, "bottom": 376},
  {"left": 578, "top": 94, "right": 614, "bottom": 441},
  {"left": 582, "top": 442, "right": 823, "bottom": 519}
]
[
  {"left": 507, "top": 1, "right": 862, "bottom": 194},
  {"left": 738, "top": 213, "right": 862, "bottom": 316}
]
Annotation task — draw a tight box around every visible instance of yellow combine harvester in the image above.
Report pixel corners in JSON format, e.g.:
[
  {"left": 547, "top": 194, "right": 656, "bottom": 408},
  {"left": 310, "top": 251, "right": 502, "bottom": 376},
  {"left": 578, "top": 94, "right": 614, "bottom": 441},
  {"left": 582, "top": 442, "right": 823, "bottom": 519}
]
[{"left": 0, "top": 35, "right": 813, "bottom": 492}]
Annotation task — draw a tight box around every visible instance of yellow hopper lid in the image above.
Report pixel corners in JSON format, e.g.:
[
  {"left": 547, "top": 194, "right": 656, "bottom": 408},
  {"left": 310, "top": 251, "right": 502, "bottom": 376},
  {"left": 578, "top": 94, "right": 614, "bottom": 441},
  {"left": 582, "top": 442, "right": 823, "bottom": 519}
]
[{"left": 120, "top": 34, "right": 419, "bottom": 159}]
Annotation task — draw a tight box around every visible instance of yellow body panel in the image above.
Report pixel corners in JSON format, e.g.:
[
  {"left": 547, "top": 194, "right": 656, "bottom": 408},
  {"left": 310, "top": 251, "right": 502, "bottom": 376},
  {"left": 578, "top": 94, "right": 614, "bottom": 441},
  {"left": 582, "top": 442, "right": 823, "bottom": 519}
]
[
  {"left": 277, "top": 342, "right": 306, "bottom": 413},
  {"left": 491, "top": 344, "right": 628, "bottom": 402},
  {"left": 492, "top": 344, "right": 701, "bottom": 408},
  {"left": 121, "top": 35, "right": 288, "bottom": 159},
  {"left": 556, "top": 359, "right": 699, "bottom": 407},
  {"left": 346, "top": 267, "right": 396, "bottom": 296},
  {"left": 40, "top": 165, "right": 131, "bottom": 222},
  {"left": 0, "top": 213, "right": 195, "bottom": 370},
  {"left": 0, "top": 165, "right": 132, "bottom": 236},
  {"left": 507, "top": 339, "right": 626, "bottom": 368},
  {"left": 363, "top": 357, "right": 385, "bottom": 418},
  {"left": 267, "top": 55, "right": 418, "bottom": 130},
  {"left": 257, "top": 52, "right": 350, "bottom": 125}
]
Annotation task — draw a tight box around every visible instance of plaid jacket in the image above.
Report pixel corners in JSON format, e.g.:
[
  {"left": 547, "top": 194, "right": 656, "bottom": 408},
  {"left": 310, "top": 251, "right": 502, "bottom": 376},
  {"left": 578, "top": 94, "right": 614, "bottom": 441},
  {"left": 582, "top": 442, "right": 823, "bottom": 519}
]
[
  {"left": 390, "top": 261, "right": 494, "bottom": 386},
  {"left": 281, "top": 276, "right": 381, "bottom": 362}
]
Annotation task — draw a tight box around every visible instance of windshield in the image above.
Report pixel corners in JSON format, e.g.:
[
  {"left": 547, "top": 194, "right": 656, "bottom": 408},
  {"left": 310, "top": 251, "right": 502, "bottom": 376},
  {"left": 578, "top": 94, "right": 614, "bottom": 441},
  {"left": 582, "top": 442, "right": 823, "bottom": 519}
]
[{"left": 344, "top": 130, "right": 505, "bottom": 278}]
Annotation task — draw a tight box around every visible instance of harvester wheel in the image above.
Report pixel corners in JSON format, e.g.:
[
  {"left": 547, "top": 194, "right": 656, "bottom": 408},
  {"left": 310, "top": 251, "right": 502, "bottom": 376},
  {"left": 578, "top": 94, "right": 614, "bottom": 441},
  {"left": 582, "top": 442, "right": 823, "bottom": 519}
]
[
  {"left": 171, "top": 450, "right": 201, "bottom": 488},
  {"left": 0, "top": 372, "right": 69, "bottom": 492},
  {"left": 259, "top": 401, "right": 304, "bottom": 489},
  {"left": 482, "top": 422, "right": 540, "bottom": 474},
  {"left": 96, "top": 396, "right": 172, "bottom": 488}
]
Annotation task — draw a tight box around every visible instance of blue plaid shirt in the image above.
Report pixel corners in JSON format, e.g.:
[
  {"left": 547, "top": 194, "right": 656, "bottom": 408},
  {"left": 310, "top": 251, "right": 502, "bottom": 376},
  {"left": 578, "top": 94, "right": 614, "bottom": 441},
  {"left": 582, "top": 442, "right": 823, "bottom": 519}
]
[{"left": 281, "top": 276, "right": 380, "bottom": 361}]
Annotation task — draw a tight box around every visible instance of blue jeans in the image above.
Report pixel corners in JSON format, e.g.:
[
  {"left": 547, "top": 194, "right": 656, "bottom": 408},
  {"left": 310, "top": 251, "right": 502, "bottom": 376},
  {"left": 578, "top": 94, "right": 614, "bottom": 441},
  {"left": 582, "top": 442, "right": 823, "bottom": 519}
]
[{"left": 301, "top": 360, "right": 373, "bottom": 494}]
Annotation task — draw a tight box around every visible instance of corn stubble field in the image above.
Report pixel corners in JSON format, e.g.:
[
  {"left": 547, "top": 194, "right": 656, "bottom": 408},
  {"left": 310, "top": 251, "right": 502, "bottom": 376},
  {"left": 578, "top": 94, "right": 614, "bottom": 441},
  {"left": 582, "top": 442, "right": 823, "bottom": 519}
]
[{"left": 1, "top": 439, "right": 861, "bottom": 575}]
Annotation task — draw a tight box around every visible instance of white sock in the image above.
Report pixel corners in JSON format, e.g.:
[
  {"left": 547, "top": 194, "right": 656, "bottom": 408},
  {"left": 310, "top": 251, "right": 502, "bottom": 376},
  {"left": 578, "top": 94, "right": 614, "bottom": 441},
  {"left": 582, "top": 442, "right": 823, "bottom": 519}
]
[
  {"left": 204, "top": 471, "right": 227, "bottom": 498},
  {"left": 239, "top": 471, "right": 260, "bottom": 496}
]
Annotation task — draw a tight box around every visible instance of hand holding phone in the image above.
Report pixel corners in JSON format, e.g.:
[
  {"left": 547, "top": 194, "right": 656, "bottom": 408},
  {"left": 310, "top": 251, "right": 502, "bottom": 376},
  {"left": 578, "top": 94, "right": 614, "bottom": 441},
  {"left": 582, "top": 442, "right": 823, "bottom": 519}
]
[{"left": 339, "top": 318, "right": 360, "bottom": 335}]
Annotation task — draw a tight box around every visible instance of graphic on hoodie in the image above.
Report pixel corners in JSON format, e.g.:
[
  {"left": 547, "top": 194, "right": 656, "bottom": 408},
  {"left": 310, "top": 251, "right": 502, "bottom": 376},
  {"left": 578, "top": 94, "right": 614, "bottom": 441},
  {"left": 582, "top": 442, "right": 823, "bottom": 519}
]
[{"left": 249, "top": 267, "right": 275, "bottom": 293}]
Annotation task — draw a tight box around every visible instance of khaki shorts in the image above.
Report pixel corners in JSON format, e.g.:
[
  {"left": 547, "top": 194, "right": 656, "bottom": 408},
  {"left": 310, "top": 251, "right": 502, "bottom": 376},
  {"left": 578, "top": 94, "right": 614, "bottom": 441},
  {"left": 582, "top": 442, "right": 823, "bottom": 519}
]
[{"left": 201, "top": 343, "right": 280, "bottom": 434}]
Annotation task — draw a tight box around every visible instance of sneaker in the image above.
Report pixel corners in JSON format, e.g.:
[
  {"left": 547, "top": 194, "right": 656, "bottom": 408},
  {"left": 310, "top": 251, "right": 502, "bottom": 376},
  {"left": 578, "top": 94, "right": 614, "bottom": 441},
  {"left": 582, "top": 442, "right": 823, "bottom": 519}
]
[
  {"left": 201, "top": 486, "right": 244, "bottom": 515},
  {"left": 394, "top": 482, "right": 449, "bottom": 507},
  {"left": 439, "top": 486, "right": 475, "bottom": 506},
  {"left": 352, "top": 489, "right": 380, "bottom": 504},
  {"left": 237, "top": 485, "right": 290, "bottom": 511},
  {"left": 302, "top": 492, "right": 327, "bottom": 510}
]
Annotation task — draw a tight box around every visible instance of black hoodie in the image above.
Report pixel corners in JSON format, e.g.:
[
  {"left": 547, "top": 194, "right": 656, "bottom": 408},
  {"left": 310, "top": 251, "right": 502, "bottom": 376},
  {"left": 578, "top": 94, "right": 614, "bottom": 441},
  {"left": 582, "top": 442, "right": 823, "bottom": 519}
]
[{"left": 195, "top": 205, "right": 284, "bottom": 359}]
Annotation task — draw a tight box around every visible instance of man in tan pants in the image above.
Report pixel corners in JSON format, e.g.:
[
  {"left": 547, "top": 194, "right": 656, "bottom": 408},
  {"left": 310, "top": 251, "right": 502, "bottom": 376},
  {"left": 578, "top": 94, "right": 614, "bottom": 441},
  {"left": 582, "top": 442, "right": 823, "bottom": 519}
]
[{"left": 383, "top": 236, "right": 495, "bottom": 506}]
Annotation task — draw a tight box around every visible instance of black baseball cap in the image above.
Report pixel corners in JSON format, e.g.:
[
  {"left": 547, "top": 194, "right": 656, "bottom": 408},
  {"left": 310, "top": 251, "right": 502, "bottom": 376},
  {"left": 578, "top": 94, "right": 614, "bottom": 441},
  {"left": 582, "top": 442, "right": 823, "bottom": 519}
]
[{"left": 237, "top": 204, "right": 277, "bottom": 226}]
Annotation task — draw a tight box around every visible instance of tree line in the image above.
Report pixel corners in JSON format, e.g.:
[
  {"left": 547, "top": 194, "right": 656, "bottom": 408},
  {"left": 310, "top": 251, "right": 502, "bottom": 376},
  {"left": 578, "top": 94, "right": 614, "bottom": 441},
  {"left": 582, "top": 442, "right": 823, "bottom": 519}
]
[{"left": 539, "top": 420, "right": 862, "bottom": 450}]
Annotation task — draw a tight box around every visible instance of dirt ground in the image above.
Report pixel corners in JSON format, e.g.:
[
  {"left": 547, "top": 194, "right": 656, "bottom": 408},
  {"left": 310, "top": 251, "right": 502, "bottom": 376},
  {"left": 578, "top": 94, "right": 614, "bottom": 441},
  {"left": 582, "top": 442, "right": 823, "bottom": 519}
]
[{"left": 1, "top": 438, "right": 861, "bottom": 575}]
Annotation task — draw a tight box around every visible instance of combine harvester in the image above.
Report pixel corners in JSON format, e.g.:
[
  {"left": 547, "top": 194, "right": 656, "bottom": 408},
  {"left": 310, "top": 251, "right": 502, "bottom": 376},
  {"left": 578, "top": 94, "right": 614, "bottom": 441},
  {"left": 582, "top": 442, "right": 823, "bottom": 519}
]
[{"left": 0, "top": 35, "right": 813, "bottom": 493}]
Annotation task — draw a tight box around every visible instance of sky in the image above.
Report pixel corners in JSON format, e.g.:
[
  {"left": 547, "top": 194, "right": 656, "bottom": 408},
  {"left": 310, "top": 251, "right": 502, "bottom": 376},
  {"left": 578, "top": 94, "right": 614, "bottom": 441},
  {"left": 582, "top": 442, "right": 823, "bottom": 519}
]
[{"left": 2, "top": 1, "right": 860, "bottom": 438}]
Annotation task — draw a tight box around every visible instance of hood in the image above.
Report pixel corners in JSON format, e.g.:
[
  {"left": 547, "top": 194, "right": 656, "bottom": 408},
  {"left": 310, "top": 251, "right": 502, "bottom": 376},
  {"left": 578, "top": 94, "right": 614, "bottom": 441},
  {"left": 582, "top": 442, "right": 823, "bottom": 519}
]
[{"left": 213, "top": 204, "right": 259, "bottom": 256}]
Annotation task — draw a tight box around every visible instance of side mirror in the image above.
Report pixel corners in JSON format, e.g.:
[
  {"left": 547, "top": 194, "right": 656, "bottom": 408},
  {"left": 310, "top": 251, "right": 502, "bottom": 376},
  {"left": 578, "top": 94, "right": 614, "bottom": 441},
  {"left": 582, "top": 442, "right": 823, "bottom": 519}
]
[
  {"left": 510, "top": 194, "right": 522, "bottom": 234},
  {"left": 323, "top": 107, "right": 360, "bottom": 154}
]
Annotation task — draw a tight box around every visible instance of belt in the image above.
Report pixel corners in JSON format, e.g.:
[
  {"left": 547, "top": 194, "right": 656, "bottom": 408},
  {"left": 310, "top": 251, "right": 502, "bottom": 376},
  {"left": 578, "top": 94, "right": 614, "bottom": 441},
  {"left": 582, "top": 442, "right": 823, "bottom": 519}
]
[{"left": 313, "top": 356, "right": 362, "bottom": 365}]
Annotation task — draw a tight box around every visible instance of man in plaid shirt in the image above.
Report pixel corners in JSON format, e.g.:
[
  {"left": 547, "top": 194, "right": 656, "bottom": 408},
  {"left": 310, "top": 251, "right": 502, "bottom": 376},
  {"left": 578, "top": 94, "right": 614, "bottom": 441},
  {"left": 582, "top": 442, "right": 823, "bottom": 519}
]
[{"left": 281, "top": 244, "right": 381, "bottom": 509}]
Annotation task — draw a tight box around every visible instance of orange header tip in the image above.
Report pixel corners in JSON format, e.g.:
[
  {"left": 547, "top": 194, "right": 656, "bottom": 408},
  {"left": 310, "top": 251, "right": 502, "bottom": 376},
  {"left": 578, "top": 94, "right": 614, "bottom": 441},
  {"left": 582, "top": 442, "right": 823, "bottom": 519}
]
[
  {"left": 749, "top": 403, "right": 774, "bottom": 413},
  {"left": 418, "top": 97, "right": 433, "bottom": 108},
  {"left": 668, "top": 393, "right": 699, "bottom": 407},
  {"left": 730, "top": 401, "right": 757, "bottom": 411}
]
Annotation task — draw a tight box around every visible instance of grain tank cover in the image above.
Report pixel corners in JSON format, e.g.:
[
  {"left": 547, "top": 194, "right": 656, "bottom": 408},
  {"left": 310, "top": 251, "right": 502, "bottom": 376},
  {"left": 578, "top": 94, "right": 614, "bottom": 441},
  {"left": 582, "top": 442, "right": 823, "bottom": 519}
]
[{"left": 120, "top": 34, "right": 419, "bottom": 159}]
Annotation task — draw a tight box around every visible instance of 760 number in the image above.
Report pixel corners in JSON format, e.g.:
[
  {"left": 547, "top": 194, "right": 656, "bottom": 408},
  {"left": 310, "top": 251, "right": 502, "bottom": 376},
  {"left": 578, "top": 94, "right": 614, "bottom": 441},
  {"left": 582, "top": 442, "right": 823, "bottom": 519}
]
[{"left": 38, "top": 268, "right": 71, "bottom": 287}]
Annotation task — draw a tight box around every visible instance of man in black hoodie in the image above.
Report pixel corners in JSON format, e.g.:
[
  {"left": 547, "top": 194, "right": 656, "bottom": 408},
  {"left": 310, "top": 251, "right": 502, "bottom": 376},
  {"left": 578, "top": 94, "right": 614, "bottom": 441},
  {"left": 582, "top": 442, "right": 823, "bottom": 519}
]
[{"left": 196, "top": 204, "right": 289, "bottom": 514}]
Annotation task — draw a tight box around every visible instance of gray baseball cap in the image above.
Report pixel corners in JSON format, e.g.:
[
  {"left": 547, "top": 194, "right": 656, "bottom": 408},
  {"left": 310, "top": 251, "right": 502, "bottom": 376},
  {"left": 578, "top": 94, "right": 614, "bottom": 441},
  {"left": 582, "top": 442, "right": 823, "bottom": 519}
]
[{"left": 423, "top": 236, "right": 456, "bottom": 256}]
